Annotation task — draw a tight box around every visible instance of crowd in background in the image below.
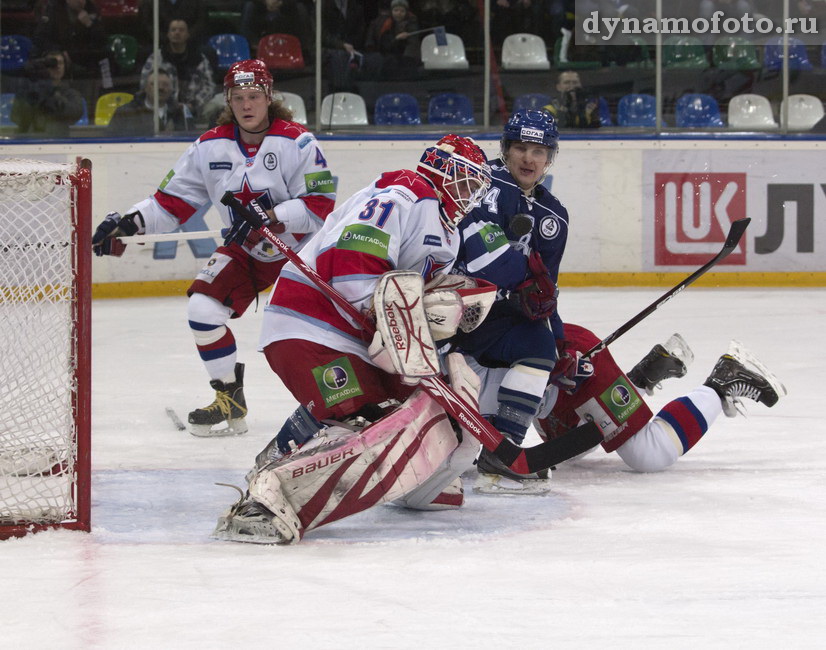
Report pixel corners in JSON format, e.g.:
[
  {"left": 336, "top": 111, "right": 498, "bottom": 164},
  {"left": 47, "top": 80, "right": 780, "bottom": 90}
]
[{"left": 1, "top": 0, "right": 825, "bottom": 135}]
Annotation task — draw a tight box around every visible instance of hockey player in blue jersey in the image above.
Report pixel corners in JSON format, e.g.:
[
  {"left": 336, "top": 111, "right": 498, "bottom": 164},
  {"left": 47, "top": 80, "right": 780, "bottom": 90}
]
[{"left": 453, "top": 109, "right": 592, "bottom": 479}]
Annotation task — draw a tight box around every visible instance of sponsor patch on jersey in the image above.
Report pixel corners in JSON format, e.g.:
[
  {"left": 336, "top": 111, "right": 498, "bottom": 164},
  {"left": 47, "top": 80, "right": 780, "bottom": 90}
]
[
  {"left": 338, "top": 224, "right": 391, "bottom": 259},
  {"left": 520, "top": 127, "right": 545, "bottom": 142},
  {"left": 423, "top": 234, "right": 441, "bottom": 247},
  {"left": 597, "top": 377, "right": 643, "bottom": 424},
  {"left": 209, "top": 162, "right": 233, "bottom": 171},
  {"left": 305, "top": 170, "right": 335, "bottom": 193},
  {"left": 158, "top": 169, "right": 175, "bottom": 190},
  {"left": 312, "top": 357, "right": 363, "bottom": 408},
  {"left": 479, "top": 224, "right": 508, "bottom": 252},
  {"left": 296, "top": 133, "right": 314, "bottom": 149},
  {"left": 539, "top": 215, "right": 561, "bottom": 239}
]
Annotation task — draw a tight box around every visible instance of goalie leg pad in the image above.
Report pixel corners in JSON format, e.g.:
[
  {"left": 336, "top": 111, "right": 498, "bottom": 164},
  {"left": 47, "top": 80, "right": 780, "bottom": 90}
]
[{"left": 251, "top": 391, "right": 460, "bottom": 538}]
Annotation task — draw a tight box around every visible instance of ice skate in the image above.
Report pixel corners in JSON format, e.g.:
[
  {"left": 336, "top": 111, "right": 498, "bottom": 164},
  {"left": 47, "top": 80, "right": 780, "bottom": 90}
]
[
  {"left": 212, "top": 499, "right": 291, "bottom": 545},
  {"left": 627, "top": 333, "right": 694, "bottom": 395},
  {"left": 188, "top": 362, "right": 248, "bottom": 437},
  {"left": 704, "top": 341, "right": 786, "bottom": 417},
  {"left": 473, "top": 448, "right": 552, "bottom": 495}
]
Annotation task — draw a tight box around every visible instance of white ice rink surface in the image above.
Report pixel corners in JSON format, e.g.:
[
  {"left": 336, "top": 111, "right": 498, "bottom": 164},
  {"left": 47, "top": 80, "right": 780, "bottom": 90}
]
[{"left": 4, "top": 287, "right": 825, "bottom": 648}]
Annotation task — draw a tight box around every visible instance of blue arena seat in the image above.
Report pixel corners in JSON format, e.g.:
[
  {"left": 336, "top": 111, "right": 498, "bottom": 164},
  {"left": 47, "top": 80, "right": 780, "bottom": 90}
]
[
  {"left": 513, "top": 93, "right": 551, "bottom": 112},
  {"left": 427, "top": 93, "right": 474, "bottom": 125},
  {"left": 0, "top": 93, "right": 15, "bottom": 126},
  {"left": 374, "top": 93, "right": 421, "bottom": 125},
  {"left": 208, "top": 34, "right": 251, "bottom": 70},
  {"left": 763, "top": 36, "right": 813, "bottom": 71},
  {"left": 675, "top": 93, "right": 724, "bottom": 128},
  {"left": 617, "top": 93, "right": 656, "bottom": 127},
  {"left": 598, "top": 97, "right": 612, "bottom": 126},
  {"left": 0, "top": 34, "right": 32, "bottom": 73}
]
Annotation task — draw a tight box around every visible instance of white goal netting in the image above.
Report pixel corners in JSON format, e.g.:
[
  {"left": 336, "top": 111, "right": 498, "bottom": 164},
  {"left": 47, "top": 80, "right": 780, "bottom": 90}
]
[{"left": 0, "top": 158, "right": 91, "bottom": 535}]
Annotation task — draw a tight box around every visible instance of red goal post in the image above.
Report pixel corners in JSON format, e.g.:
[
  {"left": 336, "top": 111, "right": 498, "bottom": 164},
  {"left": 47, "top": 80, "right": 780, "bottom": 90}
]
[{"left": 0, "top": 157, "right": 92, "bottom": 539}]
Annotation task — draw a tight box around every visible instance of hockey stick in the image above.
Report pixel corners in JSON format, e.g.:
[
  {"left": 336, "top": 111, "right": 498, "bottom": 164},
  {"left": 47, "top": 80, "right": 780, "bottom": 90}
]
[
  {"left": 583, "top": 217, "right": 751, "bottom": 360},
  {"left": 128, "top": 230, "right": 222, "bottom": 244},
  {"left": 220, "top": 192, "right": 602, "bottom": 474}
]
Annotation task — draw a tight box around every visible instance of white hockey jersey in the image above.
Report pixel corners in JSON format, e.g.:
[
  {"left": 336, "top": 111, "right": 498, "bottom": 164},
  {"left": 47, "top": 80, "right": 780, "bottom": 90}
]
[
  {"left": 127, "top": 120, "right": 336, "bottom": 262},
  {"left": 260, "top": 169, "right": 458, "bottom": 362}
]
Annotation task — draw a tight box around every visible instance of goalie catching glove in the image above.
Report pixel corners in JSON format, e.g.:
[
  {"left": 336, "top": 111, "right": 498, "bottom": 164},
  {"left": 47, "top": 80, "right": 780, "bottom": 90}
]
[
  {"left": 510, "top": 251, "right": 558, "bottom": 321},
  {"left": 91, "top": 210, "right": 144, "bottom": 257}
]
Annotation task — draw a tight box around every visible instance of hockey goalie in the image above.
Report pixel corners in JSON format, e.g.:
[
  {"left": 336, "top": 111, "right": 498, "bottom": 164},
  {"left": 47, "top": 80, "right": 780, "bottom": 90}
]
[{"left": 213, "top": 271, "right": 495, "bottom": 544}]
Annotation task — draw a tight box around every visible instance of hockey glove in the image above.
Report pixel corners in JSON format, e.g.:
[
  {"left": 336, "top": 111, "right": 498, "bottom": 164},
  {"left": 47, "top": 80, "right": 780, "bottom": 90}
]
[
  {"left": 223, "top": 198, "right": 285, "bottom": 247},
  {"left": 550, "top": 349, "right": 594, "bottom": 394},
  {"left": 92, "top": 210, "right": 143, "bottom": 257},
  {"left": 510, "top": 251, "right": 558, "bottom": 320}
]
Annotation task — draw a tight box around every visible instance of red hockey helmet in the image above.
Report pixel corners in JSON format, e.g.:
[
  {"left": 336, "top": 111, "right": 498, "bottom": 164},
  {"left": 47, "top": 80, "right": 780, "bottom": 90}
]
[
  {"left": 417, "top": 134, "right": 491, "bottom": 231},
  {"left": 223, "top": 59, "right": 273, "bottom": 102}
]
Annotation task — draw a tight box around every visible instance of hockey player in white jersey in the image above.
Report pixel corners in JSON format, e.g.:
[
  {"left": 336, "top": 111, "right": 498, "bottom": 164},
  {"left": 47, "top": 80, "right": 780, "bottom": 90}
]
[
  {"left": 213, "top": 134, "right": 496, "bottom": 544},
  {"left": 91, "top": 59, "right": 336, "bottom": 437}
]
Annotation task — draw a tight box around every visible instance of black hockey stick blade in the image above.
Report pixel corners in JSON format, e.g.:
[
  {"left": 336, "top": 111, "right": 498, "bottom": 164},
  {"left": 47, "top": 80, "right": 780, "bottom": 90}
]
[
  {"left": 583, "top": 217, "right": 750, "bottom": 359},
  {"left": 489, "top": 421, "right": 603, "bottom": 473}
]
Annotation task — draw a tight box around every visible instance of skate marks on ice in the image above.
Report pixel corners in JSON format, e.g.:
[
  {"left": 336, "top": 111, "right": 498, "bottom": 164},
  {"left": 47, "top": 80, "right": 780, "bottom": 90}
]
[{"left": 92, "top": 468, "right": 577, "bottom": 545}]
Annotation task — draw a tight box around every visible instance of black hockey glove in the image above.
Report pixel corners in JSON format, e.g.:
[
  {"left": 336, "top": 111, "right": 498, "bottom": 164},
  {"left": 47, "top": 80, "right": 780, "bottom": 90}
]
[
  {"left": 92, "top": 211, "right": 143, "bottom": 257},
  {"left": 510, "top": 251, "right": 558, "bottom": 320},
  {"left": 222, "top": 198, "right": 284, "bottom": 248}
]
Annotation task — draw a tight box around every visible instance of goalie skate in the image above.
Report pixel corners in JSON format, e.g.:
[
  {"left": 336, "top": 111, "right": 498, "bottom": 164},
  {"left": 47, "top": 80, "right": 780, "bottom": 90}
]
[
  {"left": 213, "top": 500, "right": 294, "bottom": 545},
  {"left": 473, "top": 448, "right": 552, "bottom": 495}
]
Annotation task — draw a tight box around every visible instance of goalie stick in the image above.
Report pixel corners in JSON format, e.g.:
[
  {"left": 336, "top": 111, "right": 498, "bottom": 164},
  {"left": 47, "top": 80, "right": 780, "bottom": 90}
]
[
  {"left": 583, "top": 218, "right": 751, "bottom": 360},
  {"left": 220, "top": 191, "right": 602, "bottom": 474}
]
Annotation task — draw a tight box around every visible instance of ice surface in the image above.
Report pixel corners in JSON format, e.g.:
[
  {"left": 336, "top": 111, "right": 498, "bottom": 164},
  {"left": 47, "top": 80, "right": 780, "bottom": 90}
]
[{"left": 4, "top": 288, "right": 825, "bottom": 648}]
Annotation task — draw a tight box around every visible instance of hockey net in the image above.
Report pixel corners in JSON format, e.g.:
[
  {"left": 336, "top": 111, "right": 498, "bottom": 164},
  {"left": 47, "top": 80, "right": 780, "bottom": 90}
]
[{"left": 0, "top": 157, "right": 92, "bottom": 539}]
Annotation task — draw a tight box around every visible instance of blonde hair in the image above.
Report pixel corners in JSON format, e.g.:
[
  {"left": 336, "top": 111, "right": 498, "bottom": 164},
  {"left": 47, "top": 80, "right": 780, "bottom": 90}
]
[{"left": 217, "top": 100, "right": 294, "bottom": 126}]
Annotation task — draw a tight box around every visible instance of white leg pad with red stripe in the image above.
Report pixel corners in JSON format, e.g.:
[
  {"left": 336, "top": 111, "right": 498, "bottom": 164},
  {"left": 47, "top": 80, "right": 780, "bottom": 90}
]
[{"left": 250, "top": 390, "right": 460, "bottom": 540}]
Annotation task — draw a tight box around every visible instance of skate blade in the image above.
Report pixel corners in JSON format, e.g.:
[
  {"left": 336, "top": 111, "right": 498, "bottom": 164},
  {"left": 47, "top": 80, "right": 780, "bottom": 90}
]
[
  {"left": 727, "top": 340, "right": 788, "bottom": 398},
  {"left": 664, "top": 333, "right": 694, "bottom": 367},
  {"left": 189, "top": 417, "right": 248, "bottom": 438},
  {"left": 472, "top": 473, "right": 553, "bottom": 496}
]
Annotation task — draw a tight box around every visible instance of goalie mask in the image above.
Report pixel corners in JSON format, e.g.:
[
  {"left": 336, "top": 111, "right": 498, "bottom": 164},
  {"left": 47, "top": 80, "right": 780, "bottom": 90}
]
[
  {"left": 501, "top": 109, "right": 559, "bottom": 181},
  {"left": 417, "top": 134, "right": 491, "bottom": 232},
  {"left": 223, "top": 59, "right": 273, "bottom": 102}
]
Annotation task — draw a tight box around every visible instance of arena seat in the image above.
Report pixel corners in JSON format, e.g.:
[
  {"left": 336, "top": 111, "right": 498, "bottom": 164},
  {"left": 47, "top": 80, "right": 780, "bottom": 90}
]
[
  {"left": 428, "top": 93, "right": 474, "bottom": 125},
  {"left": 374, "top": 93, "right": 421, "bottom": 125},
  {"left": 675, "top": 93, "right": 724, "bottom": 128},
  {"left": 727, "top": 94, "right": 777, "bottom": 130},
  {"left": 617, "top": 93, "right": 656, "bottom": 127},
  {"left": 501, "top": 33, "right": 550, "bottom": 71},
  {"left": 277, "top": 91, "right": 307, "bottom": 125},
  {"left": 320, "top": 92, "right": 368, "bottom": 127},
  {"left": 763, "top": 36, "right": 813, "bottom": 71},
  {"left": 208, "top": 34, "right": 251, "bottom": 70},
  {"left": 513, "top": 93, "right": 551, "bottom": 112},
  {"left": 0, "top": 34, "right": 32, "bottom": 73},
  {"left": 781, "top": 94, "right": 825, "bottom": 130},
  {"left": 421, "top": 33, "right": 469, "bottom": 70},
  {"left": 257, "top": 34, "right": 304, "bottom": 70}
]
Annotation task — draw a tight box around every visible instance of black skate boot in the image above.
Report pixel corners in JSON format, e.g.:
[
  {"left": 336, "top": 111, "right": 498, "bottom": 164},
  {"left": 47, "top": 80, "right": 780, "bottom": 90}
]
[
  {"left": 188, "top": 362, "right": 248, "bottom": 437},
  {"left": 473, "top": 446, "right": 552, "bottom": 495},
  {"left": 703, "top": 353, "right": 781, "bottom": 418},
  {"left": 627, "top": 333, "right": 693, "bottom": 395}
]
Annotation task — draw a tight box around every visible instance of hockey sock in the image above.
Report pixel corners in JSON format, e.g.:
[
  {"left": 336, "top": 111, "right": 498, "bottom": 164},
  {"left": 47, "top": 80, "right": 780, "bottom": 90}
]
[
  {"left": 190, "top": 321, "right": 238, "bottom": 382},
  {"left": 496, "top": 362, "right": 551, "bottom": 444},
  {"left": 654, "top": 385, "right": 723, "bottom": 456}
]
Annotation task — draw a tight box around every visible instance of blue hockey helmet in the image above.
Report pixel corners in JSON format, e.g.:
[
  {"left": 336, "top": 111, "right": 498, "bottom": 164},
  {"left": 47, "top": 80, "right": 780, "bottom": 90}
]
[{"left": 500, "top": 109, "right": 559, "bottom": 169}]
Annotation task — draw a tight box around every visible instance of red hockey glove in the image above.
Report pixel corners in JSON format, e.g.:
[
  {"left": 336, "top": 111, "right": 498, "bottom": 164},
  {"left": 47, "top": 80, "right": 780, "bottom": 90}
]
[
  {"left": 550, "top": 349, "right": 594, "bottom": 394},
  {"left": 510, "top": 251, "right": 558, "bottom": 320}
]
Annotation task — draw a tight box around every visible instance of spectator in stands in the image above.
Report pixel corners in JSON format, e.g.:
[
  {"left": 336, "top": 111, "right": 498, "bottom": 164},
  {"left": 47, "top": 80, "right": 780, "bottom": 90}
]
[
  {"left": 415, "top": 0, "right": 482, "bottom": 50},
  {"left": 365, "top": 0, "right": 421, "bottom": 79},
  {"left": 543, "top": 70, "right": 600, "bottom": 128},
  {"left": 140, "top": 18, "right": 216, "bottom": 123},
  {"left": 240, "top": 0, "right": 314, "bottom": 63},
  {"left": 321, "top": 0, "right": 377, "bottom": 91},
  {"left": 108, "top": 65, "right": 192, "bottom": 135},
  {"left": 11, "top": 50, "right": 85, "bottom": 137},
  {"left": 32, "top": 0, "right": 108, "bottom": 80},
  {"left": 138, "top": 0, "right": 208, "bottom": 48}
]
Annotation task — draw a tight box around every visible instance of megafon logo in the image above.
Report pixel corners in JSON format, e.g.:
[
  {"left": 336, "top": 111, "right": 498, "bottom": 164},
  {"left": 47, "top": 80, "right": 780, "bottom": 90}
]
[{"left": 654, "top": 173, "right": 747, "bottom": 265}]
